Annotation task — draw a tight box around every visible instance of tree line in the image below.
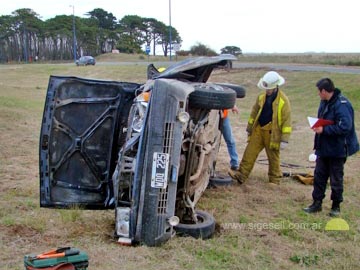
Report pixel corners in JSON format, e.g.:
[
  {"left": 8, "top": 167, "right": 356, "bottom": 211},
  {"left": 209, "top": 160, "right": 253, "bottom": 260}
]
[{"left": 0, "top": 8, "right": 182, "bottom": 62}]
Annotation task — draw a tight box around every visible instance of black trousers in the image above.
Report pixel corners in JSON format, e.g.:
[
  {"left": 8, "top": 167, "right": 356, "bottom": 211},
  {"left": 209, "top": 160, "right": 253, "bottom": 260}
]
[{"left": 312, "top": 156, "right": 346, "bottom": 203}]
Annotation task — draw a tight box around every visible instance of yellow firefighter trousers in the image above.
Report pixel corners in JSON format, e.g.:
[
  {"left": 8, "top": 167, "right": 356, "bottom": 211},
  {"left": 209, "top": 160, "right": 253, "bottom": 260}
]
[{"left": 238, "top": 123, "right": 282, "bottom": 184}]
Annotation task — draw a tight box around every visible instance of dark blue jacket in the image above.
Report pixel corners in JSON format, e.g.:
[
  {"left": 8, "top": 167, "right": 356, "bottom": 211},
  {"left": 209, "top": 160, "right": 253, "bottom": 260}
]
[{"left": 314, "top": 88, "right": 359, "bottom": 157}]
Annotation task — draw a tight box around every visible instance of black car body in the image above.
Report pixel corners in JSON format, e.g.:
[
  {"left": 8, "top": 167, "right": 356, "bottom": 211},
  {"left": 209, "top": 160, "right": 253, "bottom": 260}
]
[{"left": 39, "top": 55, "right": 245, "bottom": 246}]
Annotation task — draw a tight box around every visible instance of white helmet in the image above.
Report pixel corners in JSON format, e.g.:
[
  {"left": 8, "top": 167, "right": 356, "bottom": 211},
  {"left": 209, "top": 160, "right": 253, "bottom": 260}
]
[{"left": 257, "top": 71, "right": 285, "bottom": 90}]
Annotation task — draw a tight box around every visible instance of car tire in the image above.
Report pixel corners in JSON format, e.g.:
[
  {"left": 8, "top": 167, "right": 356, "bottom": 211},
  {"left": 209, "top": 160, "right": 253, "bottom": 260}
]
[
  {"left": 208, "top": 172, "right": 233, "bottom": 188},
  {"left": 175, "top": 210, "right": 215, "bottom": 239},
  {"left": 215, "top": 83, "right": 246, "bottom": 98},
  {"left": 189, "top": 85, "right": 236, "bottom": 110}
]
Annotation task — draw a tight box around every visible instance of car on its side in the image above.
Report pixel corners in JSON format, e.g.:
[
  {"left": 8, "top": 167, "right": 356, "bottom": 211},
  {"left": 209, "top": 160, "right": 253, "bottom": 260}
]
[
  {"left": 39, "top": 55, "right": 246, "bottom": 246},
  {"left": 76, "top": 56, "right": 96, "bottom": 66}
]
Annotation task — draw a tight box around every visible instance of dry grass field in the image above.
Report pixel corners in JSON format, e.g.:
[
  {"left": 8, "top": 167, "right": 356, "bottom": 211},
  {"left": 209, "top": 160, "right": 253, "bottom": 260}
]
[{"left": 1, "top": 54, "right": 360, "bottom": 270}]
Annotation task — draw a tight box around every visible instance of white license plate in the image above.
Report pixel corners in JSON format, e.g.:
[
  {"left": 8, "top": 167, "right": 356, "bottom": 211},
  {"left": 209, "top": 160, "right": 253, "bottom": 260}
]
[{"left": 151, "top": 152, "right": 170, "bottom": 189}]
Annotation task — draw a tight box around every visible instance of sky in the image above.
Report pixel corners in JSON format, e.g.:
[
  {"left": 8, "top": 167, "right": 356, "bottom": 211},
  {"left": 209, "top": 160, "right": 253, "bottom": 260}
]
[{"left": 1, "top": 0, "right": 359, "bottom": 54}]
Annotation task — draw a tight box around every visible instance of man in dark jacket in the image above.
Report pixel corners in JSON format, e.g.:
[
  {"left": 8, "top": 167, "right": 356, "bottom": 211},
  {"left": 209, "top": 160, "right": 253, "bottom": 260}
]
[{"left": 303, "top": 78, "right": 359, "bottom": 217}]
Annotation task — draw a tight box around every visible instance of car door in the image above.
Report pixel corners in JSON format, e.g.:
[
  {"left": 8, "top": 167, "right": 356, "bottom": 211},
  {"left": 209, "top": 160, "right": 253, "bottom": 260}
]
[{"left": 39, "top": 76, "right": 140, "bottom": 209}]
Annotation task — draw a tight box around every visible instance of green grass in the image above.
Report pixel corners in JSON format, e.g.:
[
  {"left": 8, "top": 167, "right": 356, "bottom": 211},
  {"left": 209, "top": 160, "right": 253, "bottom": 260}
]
[
  {"left": 0, "top": 54, "right": 359, "bottom": 270},
  {"left": 0, "top": 96, "right": 43, "bottom": 109}
]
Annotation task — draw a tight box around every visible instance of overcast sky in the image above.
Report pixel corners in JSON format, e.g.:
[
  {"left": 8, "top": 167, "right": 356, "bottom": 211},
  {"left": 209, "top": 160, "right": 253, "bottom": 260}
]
[{"left": 1, "top": 0, "right": 359, "bottom": 54}]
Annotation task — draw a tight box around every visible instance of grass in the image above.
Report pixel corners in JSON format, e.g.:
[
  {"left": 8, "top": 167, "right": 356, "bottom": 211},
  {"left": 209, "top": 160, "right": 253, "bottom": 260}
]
[{"left": 0, "top": 54, "right": 360, "bottom": 270}]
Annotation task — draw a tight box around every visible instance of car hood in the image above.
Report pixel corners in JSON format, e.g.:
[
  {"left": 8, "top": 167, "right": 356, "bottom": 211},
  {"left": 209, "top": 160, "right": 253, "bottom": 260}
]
[
  {"left": 151, "top": 54, "right": 237, "bottom": 82},
  {"left": 39, "top": 76, "right": 140, "bottom": 209}
]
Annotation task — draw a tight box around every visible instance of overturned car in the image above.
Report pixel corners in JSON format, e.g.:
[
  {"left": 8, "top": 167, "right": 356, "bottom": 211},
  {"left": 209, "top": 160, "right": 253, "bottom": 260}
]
[{"left": 39, "top": 55, "right": 245, "bottom": 246}]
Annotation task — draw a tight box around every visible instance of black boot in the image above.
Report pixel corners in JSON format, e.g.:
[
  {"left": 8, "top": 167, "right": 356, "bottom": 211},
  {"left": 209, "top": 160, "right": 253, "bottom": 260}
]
[
  {"left": 303, "top": 200, "right": 322, "bottom": 213},
  {"left": 329, "top": 201, "right": 341, "bottom": 217}
]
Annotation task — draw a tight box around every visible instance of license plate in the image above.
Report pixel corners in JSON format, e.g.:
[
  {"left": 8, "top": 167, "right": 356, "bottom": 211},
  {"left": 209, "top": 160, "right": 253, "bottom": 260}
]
[{"left": 151, "top": 152, "right": 170, "bottom": 189}]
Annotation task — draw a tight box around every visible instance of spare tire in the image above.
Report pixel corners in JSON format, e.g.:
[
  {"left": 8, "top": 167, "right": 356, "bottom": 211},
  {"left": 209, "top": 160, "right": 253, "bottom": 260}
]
[
  {"left": 175, "top": 210, "right": 215, "bottom": 239},
  {"left": 189, "top": 84, "right": 236, "bottom": 110}
]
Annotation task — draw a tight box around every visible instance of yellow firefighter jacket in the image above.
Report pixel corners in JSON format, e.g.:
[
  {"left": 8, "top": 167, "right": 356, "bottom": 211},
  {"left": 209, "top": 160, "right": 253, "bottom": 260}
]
[{"left": 247, "top": 89, "right": 292, "bottom": 150}]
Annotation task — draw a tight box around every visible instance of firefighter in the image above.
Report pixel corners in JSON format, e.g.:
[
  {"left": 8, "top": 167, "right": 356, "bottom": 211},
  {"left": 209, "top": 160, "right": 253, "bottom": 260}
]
[{"left": 229, "top": 71, "right": 292, "bottom": 185}]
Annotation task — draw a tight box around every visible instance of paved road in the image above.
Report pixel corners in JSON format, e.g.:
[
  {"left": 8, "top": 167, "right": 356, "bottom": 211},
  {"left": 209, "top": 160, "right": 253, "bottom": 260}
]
[
  {"left": 233, "top": 62, "right": 360, "bottom": 74},
  {"left": 97, "top": 61, "right": 360, "bottom": 74},
  {"left": 2, "top": 60, "right": 359, "bottom": 74}
]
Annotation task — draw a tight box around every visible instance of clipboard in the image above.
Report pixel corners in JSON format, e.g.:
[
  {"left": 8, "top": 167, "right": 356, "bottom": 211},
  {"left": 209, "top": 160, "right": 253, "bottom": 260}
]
[{"left": 307, "top": 117, "right": 334, "bottom": 128}]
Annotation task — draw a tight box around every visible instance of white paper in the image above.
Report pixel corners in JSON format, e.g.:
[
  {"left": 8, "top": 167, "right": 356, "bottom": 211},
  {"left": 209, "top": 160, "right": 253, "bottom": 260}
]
[{"left": 307, "top": 117, "right": 318, "bottom": 128}]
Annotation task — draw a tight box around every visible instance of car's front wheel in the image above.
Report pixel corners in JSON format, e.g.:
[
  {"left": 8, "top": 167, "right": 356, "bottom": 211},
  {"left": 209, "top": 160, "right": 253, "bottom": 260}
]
[
  {"left": 175, "top": 210, "right": 215, "bottom": 239},
  {"left": 189, "top": 84, "right": 236, "bottom": 110}
]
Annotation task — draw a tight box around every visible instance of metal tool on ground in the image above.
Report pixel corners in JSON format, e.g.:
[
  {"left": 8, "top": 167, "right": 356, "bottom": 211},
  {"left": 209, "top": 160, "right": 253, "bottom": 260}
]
[
  {"left": 257, "top": 158, "right": 314, "bottom": 184},
  {"left": 34, "top": 247, "right": 80, "bottom": 260}
]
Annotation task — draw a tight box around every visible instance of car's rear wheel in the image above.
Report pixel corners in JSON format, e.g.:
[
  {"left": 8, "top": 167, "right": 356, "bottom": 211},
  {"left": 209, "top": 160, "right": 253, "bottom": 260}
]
[
  {"left": 189, "top": 84, "right": 236, "bottom": 110},
  {"left": 175, "top": 210, "right": 215, "bottom": 239},
  {"left": 215, "top": 83, "right": 246, "bottom": 98}
]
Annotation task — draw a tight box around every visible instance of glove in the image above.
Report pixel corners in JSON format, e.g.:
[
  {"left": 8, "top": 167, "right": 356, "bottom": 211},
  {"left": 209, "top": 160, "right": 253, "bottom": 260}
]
[{"left": 280, "top": 141, "right": 288, "bottom": 150}]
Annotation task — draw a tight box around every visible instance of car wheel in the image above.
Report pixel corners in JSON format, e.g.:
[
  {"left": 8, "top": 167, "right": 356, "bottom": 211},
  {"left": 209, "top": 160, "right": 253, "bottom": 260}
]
[
  {"left": 175, "top": 210, "right": 215, "bottom": 239},
  {"left": 208, "top": 172, "right": 233, "bottom": 188},
  {"left": 189, "top": 84, "right": 236, "bottom": 110},
  {"left": 215, "top": 83, "right": 246, "bottom": 98}
]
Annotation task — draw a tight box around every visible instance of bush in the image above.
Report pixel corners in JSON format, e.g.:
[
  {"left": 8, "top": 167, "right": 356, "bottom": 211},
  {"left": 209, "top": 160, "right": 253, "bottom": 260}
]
[
  {"left": 190, "top": 43, "right": 217, "bottom": 56},
  {"left": 177, "top": 50, "right": 191, "bottom": 56}
]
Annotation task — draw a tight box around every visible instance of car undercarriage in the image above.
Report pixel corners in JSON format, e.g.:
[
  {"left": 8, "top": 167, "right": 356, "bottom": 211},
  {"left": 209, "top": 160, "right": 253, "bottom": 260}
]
[{"left": 39, "top": 55, "right": 246, "bottom": 246}]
